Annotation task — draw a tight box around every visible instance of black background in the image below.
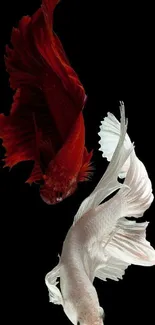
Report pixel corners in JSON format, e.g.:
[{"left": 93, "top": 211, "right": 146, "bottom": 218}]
[{"left": 0, "top": 1, "right": 155, "bottom": 324}]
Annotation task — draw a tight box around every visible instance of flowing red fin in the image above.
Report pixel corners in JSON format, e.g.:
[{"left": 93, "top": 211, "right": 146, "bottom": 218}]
[
  {"left": 78, "top": 148, "right": 94, "bottom": 182},
  {"left": 5, "top": 0, "right": 86, "bottom": 108},
  {"left": 5, "top": 1, "right": 86, "bottom": 144}
]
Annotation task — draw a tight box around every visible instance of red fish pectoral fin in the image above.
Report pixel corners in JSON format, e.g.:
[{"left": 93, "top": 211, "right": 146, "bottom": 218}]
[
  {"left": 26, "top": 161, "right": 43, "bottom": 184},
  {"left": 78, "top": 148, "right": 94, "bottom": 182}
]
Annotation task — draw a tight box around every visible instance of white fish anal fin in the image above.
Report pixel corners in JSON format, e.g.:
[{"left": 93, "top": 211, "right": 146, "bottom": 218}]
[
  {"left": 95, "top": 218, "right": 155, "bottom": 282},
  {"left": 45, "top": 262, "right": 63, "bottom": 305},
  {"left": 73, "top": 102, "right": 133, "bottom": 224}
]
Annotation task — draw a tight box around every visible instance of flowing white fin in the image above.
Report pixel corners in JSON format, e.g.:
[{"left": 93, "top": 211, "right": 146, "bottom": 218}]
[
  {"left": 95, "top": 218, "right": 155, "bottom": 282},
  {"left": 45, "top": 262, "right": 63, "bottom": 305},
  {"left": 73, "top": 103, "right": 133, "bottom": 224},
  {"left": 98, "top": 101, "right": 131, "bottom": 178},
  {"left": 105, "top": 218, "right": 155, "bottom": 265},
  {"left": 77, "top": 102, "right": 154, "bottom": 283}
]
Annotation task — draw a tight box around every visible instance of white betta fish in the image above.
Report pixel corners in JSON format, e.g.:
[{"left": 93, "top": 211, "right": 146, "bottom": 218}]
[{"left": 45, "top": 102, "right": 155, "bottom": 325}]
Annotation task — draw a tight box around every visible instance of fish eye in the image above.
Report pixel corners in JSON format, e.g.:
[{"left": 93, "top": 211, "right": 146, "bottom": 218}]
[
  {"left": 102, "top": 311, "right": 105, "bottom": 321},
  {"left": 56, "top": 191, "right": 63, "bottom": 198}
]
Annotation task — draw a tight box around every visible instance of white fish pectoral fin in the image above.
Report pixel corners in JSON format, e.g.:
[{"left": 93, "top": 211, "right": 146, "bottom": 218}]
[
  {"left": 95, "top": 256, "right": 129, "bottom": 281},
  {"left": 102, "top": 218, "right": 155, "bottom": 271},
  {"left": 95, "top": 218, "right": 155, "bottom": 282},
  {"left": 73, "top": 104, "right": 133, "bottom": 224},
  {"left": 45, "top": 263, "right": 63, "bottom": 305},
  {"left": 95, "top": 218, "right": 155, "bottom": 281}
]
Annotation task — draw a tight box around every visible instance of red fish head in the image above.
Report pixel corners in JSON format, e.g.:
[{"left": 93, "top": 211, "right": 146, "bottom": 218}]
[
  {"left": 39, "top": 144, "right": 93, "bottom": 205},
  {"left": 39, "top": 164, "right": 78, "bottom": 204}
]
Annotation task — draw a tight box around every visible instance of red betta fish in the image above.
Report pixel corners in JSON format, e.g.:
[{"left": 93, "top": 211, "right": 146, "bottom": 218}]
[{"left": 0, "top": 0, "right": 93, "bottom": 204}]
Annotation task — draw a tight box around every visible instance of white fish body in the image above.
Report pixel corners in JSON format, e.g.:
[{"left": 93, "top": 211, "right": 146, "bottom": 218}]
[{"left": 45, "top": 102, "right": 155, "bottom": 325}]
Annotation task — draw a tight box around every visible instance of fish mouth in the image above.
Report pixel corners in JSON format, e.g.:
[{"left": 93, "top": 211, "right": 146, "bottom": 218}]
[
  {"left": 40, "top": 193, "right": 63, "bottom": 205},
  {"left": 56, "top": 197, "right": 63, "bottom": 202},
  {"left": 39, "top": 185, "right": 76, "bottom": 205}
]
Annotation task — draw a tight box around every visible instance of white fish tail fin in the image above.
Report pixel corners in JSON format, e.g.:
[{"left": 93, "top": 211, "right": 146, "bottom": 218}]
[
  {"left": 45, "top": 262, "right": 63, "bottom": 305},
  {"left": 98, "top": 101, "right": 131, "bottom": 179},
  {"left": 95, "top": 218, "right": 155, "bottom": 282},
  {"left": 122, "top": 152, "right": 154, "bottom": 217}
]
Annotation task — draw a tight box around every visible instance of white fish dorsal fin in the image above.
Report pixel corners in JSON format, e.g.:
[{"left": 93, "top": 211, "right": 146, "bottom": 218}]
[
  {"left": 98, "top": 101, "right": 131, "bottom": 178},
  {"left": 45, "top": 262, "right": 63, "bottom": 305},
  {"left": 73, "top": 102, "right": 133, "bottom": 225}
]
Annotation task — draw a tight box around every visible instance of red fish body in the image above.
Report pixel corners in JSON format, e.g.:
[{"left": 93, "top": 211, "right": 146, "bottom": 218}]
[{"left": 0, "top": 0, "right": 92, "bottom": 204}]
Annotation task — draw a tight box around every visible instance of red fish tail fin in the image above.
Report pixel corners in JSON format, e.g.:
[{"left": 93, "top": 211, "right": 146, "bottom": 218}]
[
  {"left": 78, "top": 148, "right": 94, "bottom": 182},
  {"left": 5, "top": 0, "right": 85, "bottom": 105},
  {"left": 5, "top": 0, "right": 86, "bottom": 159}
]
